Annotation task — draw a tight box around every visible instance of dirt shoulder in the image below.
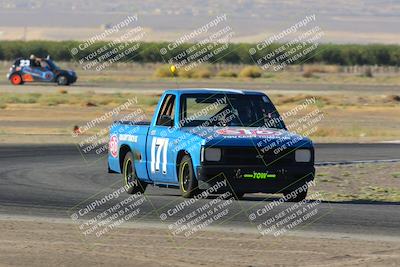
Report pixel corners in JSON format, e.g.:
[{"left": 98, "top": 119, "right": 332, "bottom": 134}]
[
  {"left": 0, "top": 217, "right": 399, "bottom": 267},
  {"left": 313, "top": 162, "right": 400, "bottom": 202}
]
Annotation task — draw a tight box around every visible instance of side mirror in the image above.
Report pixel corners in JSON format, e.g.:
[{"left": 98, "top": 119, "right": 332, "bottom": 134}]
[{"left": 159, "top": 115, "right": 174, "bottom": 127}]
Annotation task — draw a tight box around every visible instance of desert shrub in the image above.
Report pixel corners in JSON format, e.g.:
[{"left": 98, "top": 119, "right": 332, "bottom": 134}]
[
  {"left": 302, "top": 70, "right": 314, "bottom": 78},
  {"left": 190, "top": 68, "right": 212, "bottom": 78},
  {"left": 85, "top": 101, "right": 97, "bottom": 107},
  {"left": 239, "top": 66, "right": 262, "bottom": 78},
  {"left": 217, "top": 70, "right": 237, "bottom": 77},
  {"left": 177, "top": 68, "right": 193, "bottom": 78},
  {"left": 386, "top": 95, "right": 400, "bottom": 102},
  {"left": 154, "top": 65, "right": 173, "bottom": 78}
]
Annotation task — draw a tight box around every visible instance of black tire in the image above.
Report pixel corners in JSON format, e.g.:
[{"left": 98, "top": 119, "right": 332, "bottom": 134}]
[
  {"left": 232, "top": 192, "right": 245, "bottom": 200},
  {"left": 57, "top": 75, "right": 69, "bottom": 86},
  {"left": 283, "top": 187, "right": 308, "bottom": 202},
  {"left": 178, "top": 155, "right": 198, "bottom": 198},
  {"left": 122, "top": 152, "right": 147, "bottom": 194}
]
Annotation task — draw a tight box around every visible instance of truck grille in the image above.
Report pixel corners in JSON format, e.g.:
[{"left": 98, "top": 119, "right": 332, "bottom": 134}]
[{"left": 220, "top": 147, "right": 295, "bottom": 167}]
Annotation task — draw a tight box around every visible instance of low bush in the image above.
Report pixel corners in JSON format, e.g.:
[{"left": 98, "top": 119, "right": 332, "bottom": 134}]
[
  {"left": 217, "top": 70, "right": 238, "bottom": 77},
  {"left": 154, "top": 65, "right": 173, "bottom": 78},
  {"left": 239, "top": 66, "right": 262, "bottom": 78}
]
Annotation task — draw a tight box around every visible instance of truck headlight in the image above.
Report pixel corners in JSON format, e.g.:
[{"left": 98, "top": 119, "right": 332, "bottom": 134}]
[
  {"left": 204, "top": 148, "right": 221, "bottom": 161},
  {"left": 295, "top": 149, "right": 311, "bottom": 162}
]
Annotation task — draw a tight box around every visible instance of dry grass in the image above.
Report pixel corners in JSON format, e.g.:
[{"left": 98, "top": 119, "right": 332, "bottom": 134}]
[
  {"left": 270, "top": 94, "right": 400, "bottom": 142},
  {"left": 57, "top": 89, "right": 68, "bottom": 94},
  {"left": 217, "top": 70, "right": 238, "bottom": 77},
  {"left": 180, "top": 67, "right": 212, "bottom": 79},
  {"left": 313, "top": 162, "right": 400, "bottom": 202},
  {"left": 271, "top": 93, "right": 400, "bottom": 107},
  {"left": 0, "top": 92, "right": 160, "bottom": 108},
  {"left": 302, "top": 70, "right": 315, "bottom": 78},
  {"left": 238, "top": 66, "right": 262, "bottom": 78},
  {"left": 154, "top": 65, "right": 213, "bottom": 79},
  {"left": 303, "top": 64, "right": 341, "bottom": 74},
  {"left": 0, "top": 92, "right": 399, "bottom": 144},
  {"left": 154, "top": 65, "right": 174, "bottom": 78}
]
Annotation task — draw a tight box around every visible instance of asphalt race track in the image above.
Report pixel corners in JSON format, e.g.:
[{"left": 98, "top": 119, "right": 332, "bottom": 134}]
[{"left": 0, "top": 143, "right": 399, "bottom": 239}]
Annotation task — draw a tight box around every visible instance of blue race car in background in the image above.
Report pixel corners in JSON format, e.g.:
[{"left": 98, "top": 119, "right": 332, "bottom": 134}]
[{"left": 7, "top": 55, "right": 77, "bottom": 86}]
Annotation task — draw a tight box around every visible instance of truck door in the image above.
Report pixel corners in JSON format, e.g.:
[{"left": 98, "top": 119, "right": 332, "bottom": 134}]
[{"left": 147, "top": 94, "right": 178, "bottom": 184}]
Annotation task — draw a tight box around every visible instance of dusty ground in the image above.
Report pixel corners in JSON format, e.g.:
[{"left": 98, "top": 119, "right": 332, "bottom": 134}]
[{"left": 0, "top": 217, "right": 399, "bottom": 267}]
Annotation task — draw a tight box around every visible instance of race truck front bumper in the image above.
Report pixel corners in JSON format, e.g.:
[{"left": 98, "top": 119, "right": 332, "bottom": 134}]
[
  {"left": 196, "top": 146, "right": 315, "bottom": 193},
  {"left": 196, "top": 164, "right": 315, "bottom": 193}
]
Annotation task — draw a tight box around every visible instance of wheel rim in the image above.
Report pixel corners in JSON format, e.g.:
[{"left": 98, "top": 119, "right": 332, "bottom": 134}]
[
  {"left": 180, "top": 162, "right": 190, "bottom": 192},
  {"left": 11, "top": 75, "right": 21, "bottom": 85},
  {"left": 59, "top": 76, "right": 67, "bottom": 84},
  {"left": 124, "top": 159, "right": 133, "bottom": 185}
]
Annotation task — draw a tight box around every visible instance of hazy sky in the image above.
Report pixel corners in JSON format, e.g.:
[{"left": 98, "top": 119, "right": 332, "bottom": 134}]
[{"left": 0, "top": 0, "right": 399, "bottom": 43}]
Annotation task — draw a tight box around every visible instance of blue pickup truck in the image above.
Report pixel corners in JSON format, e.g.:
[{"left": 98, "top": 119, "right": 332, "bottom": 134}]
[{"left": 108, "top": 89, "right": 315, "bottom": 201}]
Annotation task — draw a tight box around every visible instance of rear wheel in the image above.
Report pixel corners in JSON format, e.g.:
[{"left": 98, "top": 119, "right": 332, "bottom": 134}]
[
  {"left": 57, "top": 75, "right": 69, "bottom": 85},
  {"left": 178, "top": 155, "right": 198, "bottom": 198},
  {"left": 10, "top": 74, "right": 23, "bottom": 85},
  {"left": 122, "top": 152, "right": 147, "bottom": 194},
  {"left": 283, "top": 187, "right": 308, "bottom": 202}
]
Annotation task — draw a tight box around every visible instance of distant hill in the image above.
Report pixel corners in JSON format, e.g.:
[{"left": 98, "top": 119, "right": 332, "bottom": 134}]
[{"left": 0, "top": 0, "right": 399, "bottom": 44}]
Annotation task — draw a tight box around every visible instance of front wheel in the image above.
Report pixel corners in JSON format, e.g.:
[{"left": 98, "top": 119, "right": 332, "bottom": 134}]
[
  {"left": 178, "top": 155, "right": 198, "bottom": 198},
  {"left": 232, "top": 192, "right": 245, "bottom": 200},
  {"left": 57, "top": 75, "right": 69, "bottom": 86},
  {"left": 122, "top": 152, "right": 147, "bottom": 194},
  {"left": 283, "top": 187, "right": 308, "bottom": 202}
]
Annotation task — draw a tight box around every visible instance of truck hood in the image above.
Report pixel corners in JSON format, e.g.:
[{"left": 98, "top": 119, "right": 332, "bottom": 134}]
[{"left": 181, "top": 126, "right": 313, "bottom": 148}]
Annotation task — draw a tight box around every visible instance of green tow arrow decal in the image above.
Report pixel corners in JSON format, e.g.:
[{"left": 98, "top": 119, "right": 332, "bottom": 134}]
[{"left": 243, "top": 172, "right": 276, "bottom": 179}]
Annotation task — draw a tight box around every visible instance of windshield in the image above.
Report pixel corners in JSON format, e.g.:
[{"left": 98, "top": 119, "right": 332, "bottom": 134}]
[
  {"left": 46, "top": 60, "right": 59, "bottom": 70},
  {"left": 179, "top": 93, "right": 285, "bottom": 129}
]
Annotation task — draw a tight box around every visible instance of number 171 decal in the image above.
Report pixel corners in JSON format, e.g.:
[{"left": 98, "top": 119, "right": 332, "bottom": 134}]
[{"left": 151, "top": 137, "right": 169, "bottom": 174}]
